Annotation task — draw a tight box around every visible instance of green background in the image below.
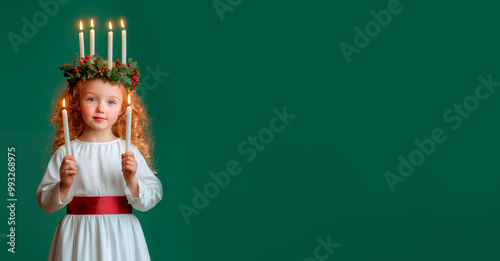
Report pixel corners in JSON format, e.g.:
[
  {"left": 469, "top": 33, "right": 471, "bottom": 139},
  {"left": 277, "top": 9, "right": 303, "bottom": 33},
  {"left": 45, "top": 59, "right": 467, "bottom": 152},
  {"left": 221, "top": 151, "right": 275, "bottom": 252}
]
[{"left": 2, "top": 0, "right": 500, "bottom": 260}]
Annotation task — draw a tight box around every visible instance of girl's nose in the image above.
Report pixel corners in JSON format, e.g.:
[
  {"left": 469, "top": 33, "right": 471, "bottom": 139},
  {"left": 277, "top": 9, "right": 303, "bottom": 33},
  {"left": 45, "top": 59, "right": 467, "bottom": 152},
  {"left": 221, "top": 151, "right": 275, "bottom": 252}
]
[{"left": 96, "top": 103, "right": 105, "bottom": 113}]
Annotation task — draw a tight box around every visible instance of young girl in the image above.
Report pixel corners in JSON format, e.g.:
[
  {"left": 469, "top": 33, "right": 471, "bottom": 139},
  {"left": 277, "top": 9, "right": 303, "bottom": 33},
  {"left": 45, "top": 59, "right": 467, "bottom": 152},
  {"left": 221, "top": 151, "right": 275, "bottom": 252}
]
[{"left": 36, "top": 57, "right": 163, "bottom": 260}]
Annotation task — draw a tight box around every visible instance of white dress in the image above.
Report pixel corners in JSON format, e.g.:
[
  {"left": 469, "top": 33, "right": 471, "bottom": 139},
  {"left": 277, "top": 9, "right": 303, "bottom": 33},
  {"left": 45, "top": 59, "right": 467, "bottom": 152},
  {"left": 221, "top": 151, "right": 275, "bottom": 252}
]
[{"left": 36, "top": 137, "right": 163, "bottom": 261}]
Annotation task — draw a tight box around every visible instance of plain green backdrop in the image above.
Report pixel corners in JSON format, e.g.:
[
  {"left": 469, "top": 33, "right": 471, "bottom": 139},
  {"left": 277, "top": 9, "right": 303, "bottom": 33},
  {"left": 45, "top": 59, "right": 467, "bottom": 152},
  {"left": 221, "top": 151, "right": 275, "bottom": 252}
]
[{"left": 2, "top": 0, "right": 500, "bottom": 260}]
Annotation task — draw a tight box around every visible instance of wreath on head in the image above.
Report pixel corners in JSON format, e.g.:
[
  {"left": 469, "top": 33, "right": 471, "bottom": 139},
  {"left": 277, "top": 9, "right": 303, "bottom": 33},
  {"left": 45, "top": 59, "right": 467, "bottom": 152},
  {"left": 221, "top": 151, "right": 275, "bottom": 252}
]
[{"left": 59, "top": 53, "right": 141, "bottom": 93}]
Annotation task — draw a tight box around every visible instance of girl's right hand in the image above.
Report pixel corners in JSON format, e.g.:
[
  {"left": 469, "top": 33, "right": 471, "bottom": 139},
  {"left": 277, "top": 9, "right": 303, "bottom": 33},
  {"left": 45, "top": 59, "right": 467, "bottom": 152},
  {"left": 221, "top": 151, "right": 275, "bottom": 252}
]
[{"left": 60, "top": 156, "right": 76, "bottom": 189}]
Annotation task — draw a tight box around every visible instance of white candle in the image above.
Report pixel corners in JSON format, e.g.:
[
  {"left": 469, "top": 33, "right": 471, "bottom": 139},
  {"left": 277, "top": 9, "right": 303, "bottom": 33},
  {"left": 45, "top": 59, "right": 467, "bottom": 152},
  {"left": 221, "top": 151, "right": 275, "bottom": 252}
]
[
  {"left": 108, "top": 22, "right": 113, "bottom": 72},
  {"left": 79, "top": 21, "right": 85, "bottom": 60},
  {"left": 126, "top": 94, "right": 132, "bottom": 152},
  {"left": 90, "top": 19, "right": 95, "bottom": 62},
  {"left": 62, "top": 99, "right": 72, "bottom": 156},
  {"left": 121, "top": 19, "right": 126, "bottom": 65}
]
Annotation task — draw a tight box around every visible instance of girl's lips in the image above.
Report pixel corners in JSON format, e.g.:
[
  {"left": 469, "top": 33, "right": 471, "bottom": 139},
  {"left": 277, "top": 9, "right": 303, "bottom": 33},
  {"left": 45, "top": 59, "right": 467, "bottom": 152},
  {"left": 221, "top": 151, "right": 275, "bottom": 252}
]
[{"left": 93, "top": 117, "right": 105, "bottom": 122}]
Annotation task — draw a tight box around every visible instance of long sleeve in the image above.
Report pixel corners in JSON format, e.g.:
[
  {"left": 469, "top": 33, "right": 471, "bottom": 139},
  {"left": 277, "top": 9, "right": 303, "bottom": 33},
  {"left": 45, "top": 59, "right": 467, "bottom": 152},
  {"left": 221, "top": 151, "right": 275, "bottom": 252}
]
[
  {"left": 124, "top": 145, "right": 163, "bottom": 212},
  {"left": 36, "top": 147, "right": 74, "bottom": 213}
]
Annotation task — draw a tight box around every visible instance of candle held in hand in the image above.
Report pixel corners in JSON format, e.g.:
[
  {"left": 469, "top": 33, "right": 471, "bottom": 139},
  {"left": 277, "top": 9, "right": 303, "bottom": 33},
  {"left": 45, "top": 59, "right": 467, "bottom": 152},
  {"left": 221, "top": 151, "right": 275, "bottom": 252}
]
[
  {"left": 126, "top": 94, "right": 132, "bottom": 152},
  {"left": 62, "top": 99, "right": 72, "bottom": 156}
]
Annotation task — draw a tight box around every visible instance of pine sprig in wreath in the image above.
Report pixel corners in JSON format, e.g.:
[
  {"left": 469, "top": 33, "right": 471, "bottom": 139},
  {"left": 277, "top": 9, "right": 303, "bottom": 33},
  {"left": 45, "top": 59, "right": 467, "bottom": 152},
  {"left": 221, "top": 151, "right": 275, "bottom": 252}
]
[{"left": 59, "top": 53, "right": 141, "bottom": 92}]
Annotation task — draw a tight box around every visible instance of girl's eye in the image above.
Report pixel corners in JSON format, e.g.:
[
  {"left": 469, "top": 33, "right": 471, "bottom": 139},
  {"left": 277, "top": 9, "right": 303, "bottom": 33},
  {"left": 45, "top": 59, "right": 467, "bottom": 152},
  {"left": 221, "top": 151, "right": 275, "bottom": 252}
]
[
  {"left": 87, "top": 98, "right": 96, "bottom": 102},
  {"left": 108, "top": 101, "right": 116, "bottom": 105}
]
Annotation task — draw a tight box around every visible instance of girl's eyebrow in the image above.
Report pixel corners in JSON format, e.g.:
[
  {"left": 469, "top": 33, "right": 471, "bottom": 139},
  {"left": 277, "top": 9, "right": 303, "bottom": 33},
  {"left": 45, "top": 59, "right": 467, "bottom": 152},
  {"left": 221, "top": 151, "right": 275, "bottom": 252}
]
[{"left": 84, "top": 92, "right": 121, "bottom": 100}]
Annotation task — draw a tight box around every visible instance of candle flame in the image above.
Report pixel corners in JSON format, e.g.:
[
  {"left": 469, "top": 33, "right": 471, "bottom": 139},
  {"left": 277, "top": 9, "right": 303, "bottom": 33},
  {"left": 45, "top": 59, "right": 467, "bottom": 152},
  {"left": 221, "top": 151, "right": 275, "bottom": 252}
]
[
  {"left": 79, "top": 21, "right": 83, "bottom": 31},
  {"left": 109, "top": 22, "right": 113, "bottom": 30},
  {"left": 128, "top": 94, "right": 131, "bottom": 106},
  {"left": 121, "top": 19, "right": 125, "bottom": 29},
  {"left": 63, "top": 98, "right": 66, "bottom": 108},
  {"left": 91, "top": 19, "right": 94, "bottom": 28}
]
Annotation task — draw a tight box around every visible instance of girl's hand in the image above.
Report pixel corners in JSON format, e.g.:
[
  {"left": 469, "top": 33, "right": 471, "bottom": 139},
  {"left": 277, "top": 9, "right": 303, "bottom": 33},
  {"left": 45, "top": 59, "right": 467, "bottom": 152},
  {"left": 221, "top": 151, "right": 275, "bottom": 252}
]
[
  {"left": 59, "top": 156, "right": 76, "bottom": 201},
  {"left": 121, "top": 152, "right": 138, "bottom": 183},
  {"left": 60, "top": 156, "right": 76, "bottom": 189}
]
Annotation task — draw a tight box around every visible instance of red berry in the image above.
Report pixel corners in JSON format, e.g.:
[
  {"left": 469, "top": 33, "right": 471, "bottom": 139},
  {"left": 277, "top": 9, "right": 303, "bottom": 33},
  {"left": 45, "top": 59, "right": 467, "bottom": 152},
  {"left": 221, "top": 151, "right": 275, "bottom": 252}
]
[
  {"left": 81, "top": 57, "right": 84, "bottom": 60},
  {"left": 74, "top": 59, "right": 78, "bottom": 62},
  {"left": 118, "top": 63, "right": 122, "bottom": 66},
  {"left": 80, "top": 61, "right": 83, "bottom": 65},
  {"left": 132, "top": 75, "right": 136, "bottom": 80},
  {"left": 116, "top": 59, "right": 120, "bottom": 63},
  {"left": 85, "top": 55, "right": 89, "bottom": 59},
  {"left": 135, "top": 78, "right": 139, "bottom": 83},
  {"left": 132, "top": 83, "right": 135, "bottom": 87},
  {"left": 128, "top": 64, "right": 131, "bottom": 67},
  {"left": 136, "top": 72, "right": 140, "bottom": 77},
  {"left": 98, "top": 70, "right": 101, "bottom": 73},
  {"left": 103, "top": 66, "right": 105, "bottom": 69},
  {"left": 84, "top": 59, "right": 88, "bottom": 63},
  {"left": 75, "top": 70, "right": 78, "bottom": 73}
]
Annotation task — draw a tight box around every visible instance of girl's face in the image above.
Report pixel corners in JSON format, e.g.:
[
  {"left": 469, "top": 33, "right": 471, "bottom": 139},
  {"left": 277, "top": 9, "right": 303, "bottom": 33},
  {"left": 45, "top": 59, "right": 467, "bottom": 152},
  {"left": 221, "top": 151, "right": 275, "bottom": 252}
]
[{"left": 77, "top": 78, "right": 125, "bottom": 133}]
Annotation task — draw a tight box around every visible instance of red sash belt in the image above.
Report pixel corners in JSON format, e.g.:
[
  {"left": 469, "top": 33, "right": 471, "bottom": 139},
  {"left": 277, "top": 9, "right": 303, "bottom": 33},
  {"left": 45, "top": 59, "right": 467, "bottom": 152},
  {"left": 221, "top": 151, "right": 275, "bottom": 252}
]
[{"left": 67, "top": 196, "right": 132, "bottom": 215}]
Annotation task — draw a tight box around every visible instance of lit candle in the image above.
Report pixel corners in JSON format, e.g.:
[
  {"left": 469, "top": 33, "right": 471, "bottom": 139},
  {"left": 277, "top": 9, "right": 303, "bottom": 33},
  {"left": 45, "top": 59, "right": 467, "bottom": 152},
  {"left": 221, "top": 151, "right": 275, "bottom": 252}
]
[
  {"left": 126, "top": 94, "right": 132, "bottom": 152},
  {"left": 79, "top": 21, "right": 84, "bottom": 60},
  {"left": 121, "top": 19, "right": 126, "bottom": 65},
  {"left": 108, "top": 22, "right": 113, "bottom": 72},
  {"left": 62, "top": 99, "right": 72, "bottom": 156},
  {"left": 90, "top": 19, "right": 95, "bottom": 61}
]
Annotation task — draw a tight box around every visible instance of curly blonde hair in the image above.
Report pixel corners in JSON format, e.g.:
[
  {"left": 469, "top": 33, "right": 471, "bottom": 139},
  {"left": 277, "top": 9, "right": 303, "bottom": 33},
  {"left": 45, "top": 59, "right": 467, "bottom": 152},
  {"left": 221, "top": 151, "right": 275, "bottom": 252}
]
[{"left": 49, "top": 78, "right": 157, "bottom": 174}]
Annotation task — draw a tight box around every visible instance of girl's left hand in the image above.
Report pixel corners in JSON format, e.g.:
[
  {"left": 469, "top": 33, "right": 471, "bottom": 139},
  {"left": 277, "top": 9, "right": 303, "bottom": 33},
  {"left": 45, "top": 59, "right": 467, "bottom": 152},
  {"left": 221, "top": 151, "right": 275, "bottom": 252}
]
[{"left": 121, "top": 152, "right": 138, "bottom": 182}]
